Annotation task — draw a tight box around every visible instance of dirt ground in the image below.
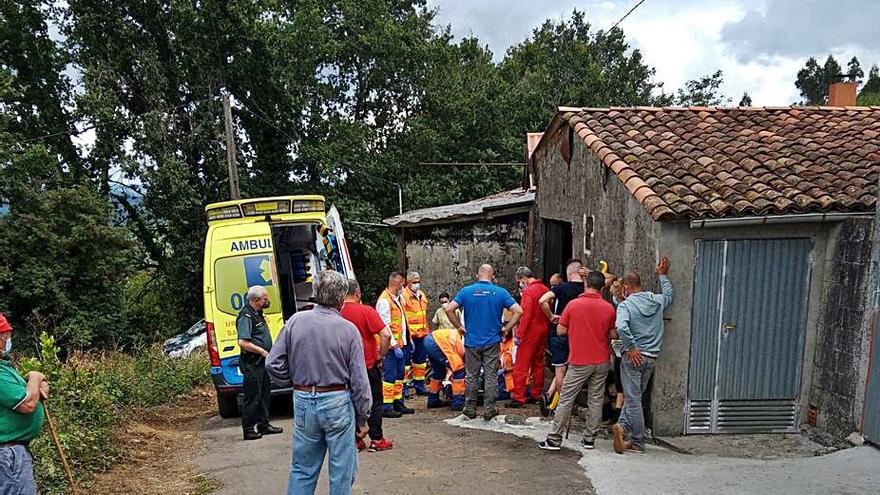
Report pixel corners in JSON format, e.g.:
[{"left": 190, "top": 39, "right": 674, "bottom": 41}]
[
  {"left": 86, "top": 385, "right": 221, "bottom": 495},
  {"left": 87, "top": 389, "right": 592, "bottom": 495},
  {"left": 194, "top": 395, "right": 593, "bottom": 495}
]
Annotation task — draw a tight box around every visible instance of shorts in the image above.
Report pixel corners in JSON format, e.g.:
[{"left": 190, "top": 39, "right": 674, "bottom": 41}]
[{"left": 549, "top": 333, "right": 569, "bottom": 366}]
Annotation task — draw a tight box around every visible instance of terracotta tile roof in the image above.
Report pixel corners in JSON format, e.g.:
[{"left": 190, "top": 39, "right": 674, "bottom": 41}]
[{"left": 557, "top": 106, "right": 880, "bottom": 220}]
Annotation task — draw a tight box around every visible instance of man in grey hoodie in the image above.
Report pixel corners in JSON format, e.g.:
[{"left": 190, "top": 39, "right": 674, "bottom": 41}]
[{"left": 611, "top": 257, "right": 673, "bottom": 454}]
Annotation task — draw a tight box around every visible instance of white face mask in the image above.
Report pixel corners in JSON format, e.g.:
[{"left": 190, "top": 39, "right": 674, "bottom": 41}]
[
  {"left": 411, "top": 283, "right": 421, "bottom": 291},
  {"left": 2, "top": 335, "right": 10, "bottom": 354}
]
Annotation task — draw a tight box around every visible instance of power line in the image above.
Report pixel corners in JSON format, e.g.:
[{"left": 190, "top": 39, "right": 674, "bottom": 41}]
[
  {"left": 609, "top": 0, "right": 648, "bottom": 31},
  {"left": 419, "top": 162, "right": 523, "bottom": 167}
]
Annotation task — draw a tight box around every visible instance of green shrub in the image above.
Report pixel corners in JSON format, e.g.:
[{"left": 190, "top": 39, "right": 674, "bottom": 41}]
[{"left": 16, "top": 332, "right": 210, "bottom": 494}]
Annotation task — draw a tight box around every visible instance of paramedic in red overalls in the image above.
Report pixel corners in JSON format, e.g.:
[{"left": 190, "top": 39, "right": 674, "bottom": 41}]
[{"left": 507, "top": 266, "right": 550, "bottom": 408}]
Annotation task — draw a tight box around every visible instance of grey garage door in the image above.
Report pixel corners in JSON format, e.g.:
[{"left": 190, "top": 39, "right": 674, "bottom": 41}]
[{"left": 687, "top": 238, "right": 813, "bottom": 433}]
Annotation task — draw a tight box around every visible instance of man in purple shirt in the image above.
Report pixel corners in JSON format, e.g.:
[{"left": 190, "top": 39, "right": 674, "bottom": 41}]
[{"left": 267, "top": 270, "right": 371, "bottom": 495}]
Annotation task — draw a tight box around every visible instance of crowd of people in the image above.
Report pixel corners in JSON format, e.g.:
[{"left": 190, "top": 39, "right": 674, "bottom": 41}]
[{"left": 0, "top": 256, "right": 673, "bottom": 494}]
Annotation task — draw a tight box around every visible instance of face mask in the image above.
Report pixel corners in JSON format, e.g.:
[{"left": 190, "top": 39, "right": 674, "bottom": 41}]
[
  {"left": 518, "top": 281, "right": 527, "bottom": 289},
  {"left": 262, "top": 299, "right": 271, "bottom": 309},
  {"left": 2, "top": 336, "right": 10, "bottom": 354},
  {"left": 412, "top": 283, "right": 421, "bottom": 291}
]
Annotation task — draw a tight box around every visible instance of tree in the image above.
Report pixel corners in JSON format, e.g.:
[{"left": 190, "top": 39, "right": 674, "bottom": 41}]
[
  {"left": 846, "top": 56, "right": 864, "bottom": 81},
  {"left": 675, "top": 70, "right": 730, "bottom": 106},
  {"left": 795, "top": 55, "right": 843, "bottom": 105},
  {"left": 738, "top": 91, "right": 753, "bottom": 106},
  {"left": 859, "top": 64, "right": 880, "bottom": 105}
]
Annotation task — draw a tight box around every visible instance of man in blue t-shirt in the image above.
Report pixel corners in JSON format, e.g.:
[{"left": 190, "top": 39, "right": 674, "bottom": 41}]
[{"left": 445, "top": 264, "right": 523, "bottom": 420}]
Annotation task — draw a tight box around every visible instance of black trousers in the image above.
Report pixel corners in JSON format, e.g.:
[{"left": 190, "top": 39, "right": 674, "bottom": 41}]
[
  {"left": 367, "top": 364, "right": 384, "bottom": 441},
  {"left": 241, "top": 358, "right": 271, "bottom": 432}
]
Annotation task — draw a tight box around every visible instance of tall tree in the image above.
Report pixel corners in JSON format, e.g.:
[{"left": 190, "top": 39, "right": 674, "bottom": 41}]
[
  {"left": 738, "top": 91, "right": 753, "bottom": 106},
  {"left": 795, "top": 55, "right": 843, "bottom": 104},
  {"left": 846, "top": 56, "right": 864, "bottom": 81},
  {"left": 858, "top": 64, "right": 880, "bottom": 105},
  {"left": 675, "top": 70, "right": 729, "bottom": 106}
]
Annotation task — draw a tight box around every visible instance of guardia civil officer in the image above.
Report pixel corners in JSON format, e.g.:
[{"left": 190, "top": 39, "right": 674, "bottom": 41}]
[{"left": 237, "top": 285, "right": 283, "bottom": 440}]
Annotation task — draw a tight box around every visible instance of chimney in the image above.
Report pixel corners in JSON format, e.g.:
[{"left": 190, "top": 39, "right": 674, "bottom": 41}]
[
  {"left": 526, "top": 132, "right": 543, "bottom": 159},
  {"left": 828, "top": 82, "right": 857, "bottom": 106}
]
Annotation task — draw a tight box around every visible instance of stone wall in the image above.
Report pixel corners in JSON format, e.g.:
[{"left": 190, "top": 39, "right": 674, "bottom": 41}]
[
  {"left": 398, "top": 214, "right": 528, "bottom": 302},
  {"left": 810, "top": 218, "right": 875, "bottom": 440}
]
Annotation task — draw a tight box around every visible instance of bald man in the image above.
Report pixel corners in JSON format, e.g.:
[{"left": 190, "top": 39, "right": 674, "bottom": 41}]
[{"left": 446, "top": 264, "right": 523, "bottom": 420}]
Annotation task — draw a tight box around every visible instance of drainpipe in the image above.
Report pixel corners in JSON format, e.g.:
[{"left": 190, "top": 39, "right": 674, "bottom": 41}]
[{"left": 689, "top": 212, "right": 873, "bottom": 229}]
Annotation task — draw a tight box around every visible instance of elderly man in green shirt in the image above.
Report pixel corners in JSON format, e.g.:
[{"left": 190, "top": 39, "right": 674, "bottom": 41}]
[{"left": 0, "top": 313, "right": 49, "bottom": 495}]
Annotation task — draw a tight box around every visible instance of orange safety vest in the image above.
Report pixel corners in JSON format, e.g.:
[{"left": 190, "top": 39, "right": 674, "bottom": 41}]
[
  {"left": 402, "top": 287, "right": 429, "bottom": 338},
  {"left": 432, "top": 328, "right": 465, "bottom": 372},
  {"left": 499, "top": 338, "right": 515, "bottom": 372},
  {"left": 377, "top": 289, "right": 406, "bottom": 348}
]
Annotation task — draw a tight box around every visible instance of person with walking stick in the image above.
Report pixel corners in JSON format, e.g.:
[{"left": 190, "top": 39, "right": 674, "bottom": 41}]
[{"left": 0, "top": 313, "right": 49, "bottom": 495}]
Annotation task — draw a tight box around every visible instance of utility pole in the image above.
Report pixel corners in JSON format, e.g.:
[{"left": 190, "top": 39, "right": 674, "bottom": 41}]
[{"left": 222, "top": 91, "right": 241, "bottom": 200}]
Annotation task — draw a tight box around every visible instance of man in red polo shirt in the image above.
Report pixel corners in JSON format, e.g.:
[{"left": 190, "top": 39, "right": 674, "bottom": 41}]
[
  {"left": 507, "top": 266, "right": 550, "bottom": 408},
  {"left": 341, "top": 279, "right": 395, "bottom": 452},
  {"left": 538, "top": 271, "right": 616, "bottom": 451}
]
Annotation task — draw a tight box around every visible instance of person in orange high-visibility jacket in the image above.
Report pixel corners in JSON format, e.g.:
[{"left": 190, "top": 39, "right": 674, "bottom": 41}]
[
  {"left": 423, "top": 327, "right": 466, "bottom": 410},
  {"left": 497, "top": 333, "right": 516, "bottom": 401},
  {"left": 402, "top": 272, "right": 430, "bottom": 396},
  {"left": 508, "top": 266, "right": 551, "bottom": 408},
  {"left": 376, "top": 272, "right": 414, "bottom": 417}
]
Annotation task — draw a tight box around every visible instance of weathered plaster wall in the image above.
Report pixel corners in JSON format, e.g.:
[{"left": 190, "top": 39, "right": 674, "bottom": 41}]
[
  {"left": 401, "top": 215, "right": 528, "bottom": 301},
  {"left": 809, "top": 218, "right": 874, "bottom": 440},
  {"left": 533, "top": 128, "right": 659, "bottom": 285}
]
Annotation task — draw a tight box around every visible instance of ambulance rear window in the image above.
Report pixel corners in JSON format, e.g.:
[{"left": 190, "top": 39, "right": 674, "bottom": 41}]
[{"left": 214, "top": 254, "right": 281, "bottom": 315}]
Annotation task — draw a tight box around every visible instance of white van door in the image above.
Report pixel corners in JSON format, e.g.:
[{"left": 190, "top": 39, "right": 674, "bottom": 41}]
[{"left": 326, "top": 205, "right": 356, "bottom": 279}]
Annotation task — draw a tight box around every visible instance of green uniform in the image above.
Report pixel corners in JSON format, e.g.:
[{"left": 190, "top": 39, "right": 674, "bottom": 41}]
[{"left": 0, "top": 359, "right": 44, "bottom": 443}]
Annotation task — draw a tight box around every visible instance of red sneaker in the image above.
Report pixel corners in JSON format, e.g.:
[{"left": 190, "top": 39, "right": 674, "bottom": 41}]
[
  {"left": 357, "top": 439, "right": 367, "bottom": 452},
  {"left": 368, "top": 438, "right": 394, "bottom": 452}
]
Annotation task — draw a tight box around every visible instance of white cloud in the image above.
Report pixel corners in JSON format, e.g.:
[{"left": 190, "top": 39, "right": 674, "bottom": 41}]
[{"left": 428, "top": 0, "right": 876, "bottom": 106}]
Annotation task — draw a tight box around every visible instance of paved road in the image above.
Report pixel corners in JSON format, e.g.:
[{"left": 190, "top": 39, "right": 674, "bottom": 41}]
[{"left": 194, "top": 397, "right": 592, "bottom": 495}]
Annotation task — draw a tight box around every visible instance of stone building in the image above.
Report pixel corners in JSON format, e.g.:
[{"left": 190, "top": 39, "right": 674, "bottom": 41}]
[
  {"left": 384, "top": 188, "right": 534, "bottom": 298},
  {"left": 527, "top": 101, "right": 880, "bottom": 442}
]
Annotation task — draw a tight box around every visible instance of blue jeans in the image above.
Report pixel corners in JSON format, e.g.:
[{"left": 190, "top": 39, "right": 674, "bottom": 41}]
[
  {"left": 618, "top": 356, "right": 656, "bottom": 448},
  {"left": 0, "top": 445, "right": 37, "bottom": 495},
  {"left": 290, "top": 391, "right": 358, "bottom": 495}
]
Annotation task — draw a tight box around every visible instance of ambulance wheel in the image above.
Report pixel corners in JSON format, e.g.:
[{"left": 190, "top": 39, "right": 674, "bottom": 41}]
[{"left": 217, "top": 394, "right": 240, "bottom": 418}]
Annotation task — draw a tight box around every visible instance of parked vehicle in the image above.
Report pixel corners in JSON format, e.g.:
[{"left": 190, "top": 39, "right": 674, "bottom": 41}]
[
  {"left": 163, "top": 319, "right": 207, "bottom": 358},
  {"left": 202, "top": 196, "right": 354, "bottom": 417}
]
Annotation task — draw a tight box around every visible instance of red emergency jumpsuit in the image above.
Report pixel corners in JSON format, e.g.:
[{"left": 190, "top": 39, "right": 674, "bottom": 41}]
[{"left": 511, "top": 279, "right": 551, "bottom": 404}]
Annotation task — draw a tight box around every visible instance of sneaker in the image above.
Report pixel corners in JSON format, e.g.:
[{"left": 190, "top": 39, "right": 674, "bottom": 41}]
[
  {"left": 357, "top": 439, "right": 367, "bottom": 451},
  {"left": 505, "top": 400, "right": 525, "bottom": 409},
  {"left": 483, "top": 408, "right": 499, "bottom": 421},
  {"left": 539, "top": 394, "right": 551, "bottom": 418},
  {"left": 581, "top": 438, "right": 595, "bottom": 450},
  {"left": 368, "top": 438, "right": 394, "bottom": 452},
  {"left": 625, "top": 442, "right": 646, "bottom": 454},
  {"left": 537, "top": 440, "right": 561, "bottom": 451},
  {"left": 611, "top": 423, "right": 626, "bottom": 454},
  {"left": 463, "top": 406, "right": 477, "bottom": 419},
  {"left": 243, "top": 430, "right": 263, "bottom": 441}
]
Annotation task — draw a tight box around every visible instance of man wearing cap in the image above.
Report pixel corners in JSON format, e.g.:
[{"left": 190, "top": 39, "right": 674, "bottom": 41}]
[{"left": 0, "top": 314, "right": 49, "bottom": 495}]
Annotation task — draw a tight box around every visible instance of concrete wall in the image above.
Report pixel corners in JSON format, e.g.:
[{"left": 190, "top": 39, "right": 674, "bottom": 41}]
[
  {"left": 809, "top": 218, "right": 875, "bottom": 441},
  {"left": 532, "top": 128, "right": 659, "bottom": 285},
  {"left": 399, "top": 214, "right": 528, "bottom": 302}
]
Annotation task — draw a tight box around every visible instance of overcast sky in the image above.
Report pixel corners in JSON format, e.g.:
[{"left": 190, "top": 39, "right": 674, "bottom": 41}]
[{"left": 427, "top": 0, "right": 880, "bottom": 105}]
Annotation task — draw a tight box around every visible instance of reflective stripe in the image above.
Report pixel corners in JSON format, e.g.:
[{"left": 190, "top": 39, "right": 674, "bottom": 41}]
[
  {"left": 382, "top": 381, "right": 396, "bottom": 404},
  {"left": 428, "top": 379, "right": 443, "bottom": 393},
  {"left": 412, "top": 363, "right": 427, "bottom": 381},
  {"left": 403, "top": 288, "right": 429, "bottom": 338},
  {"left": 378, "top": 290, "right": 407, "bottom": 347}
]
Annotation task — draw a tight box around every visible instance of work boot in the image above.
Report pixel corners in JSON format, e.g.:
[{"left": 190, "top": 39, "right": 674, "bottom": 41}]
[
  {"left": 539, "top": 393, "right": 551, "bottom": 418},
  {"left": 483, "top": 408, "right": 499, "bottom": 421},
  {"left": 426, "top": 393, "right": 450, "bottom": 409},
  {"left": 462, "top": 405, "right": 477, "bottom": 419},
  {"left": 243, "top": 430, "right": 263, "bottom": 441},
  {"left": 258, "top": 424, "right": 283, "bottom": 435},
  {"left": 413, "top": 381, "right": 429, "bottom": 396},
  {"left": 611, "top": 423, "right": 626, "bottom": 454},
  {"left": 383, "top": 405, "right": 403, "bottom": 418},
  {"left": 505, "top": 399, "right": 525, "bottom": 409},
  {"left": 368, "top": 438, "right": 394, "bottom": 452},
  {"left": 393, "top": 400, "right": 415, "bottom": 415}
]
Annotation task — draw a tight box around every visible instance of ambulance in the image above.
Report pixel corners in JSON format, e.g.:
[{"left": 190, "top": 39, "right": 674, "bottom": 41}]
[{"left": 202, "top": 195, "right": 354, "bottom": 417}]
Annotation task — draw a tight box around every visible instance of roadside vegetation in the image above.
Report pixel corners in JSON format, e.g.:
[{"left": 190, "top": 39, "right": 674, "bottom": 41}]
[{"left": 16, "top": 334, "right": 210, "bottom": 494}]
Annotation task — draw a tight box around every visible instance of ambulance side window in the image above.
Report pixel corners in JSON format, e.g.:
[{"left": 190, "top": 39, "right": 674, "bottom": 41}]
[{"left": 214, "top": 255, "right": 281, "bottom": 315}]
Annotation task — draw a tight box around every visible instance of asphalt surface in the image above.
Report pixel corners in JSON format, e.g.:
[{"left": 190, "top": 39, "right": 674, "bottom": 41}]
[{"left": 193, "top": 396, "right": 592, "bottom": 495}]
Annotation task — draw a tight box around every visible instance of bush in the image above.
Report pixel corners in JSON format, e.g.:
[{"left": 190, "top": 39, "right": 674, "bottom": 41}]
[{"left": 16, "top": 333, "right": 210, "bottom": 494}]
